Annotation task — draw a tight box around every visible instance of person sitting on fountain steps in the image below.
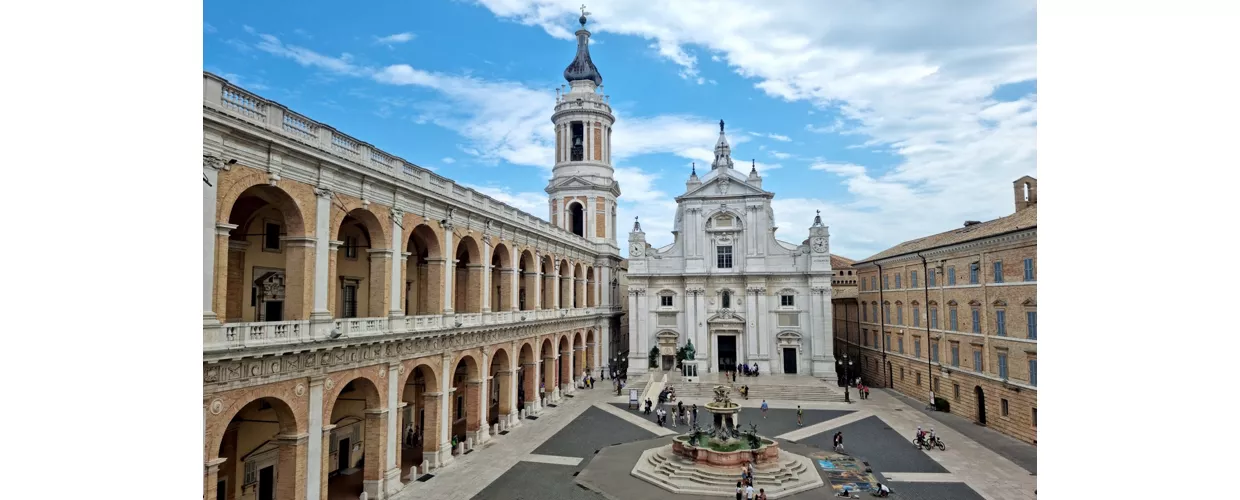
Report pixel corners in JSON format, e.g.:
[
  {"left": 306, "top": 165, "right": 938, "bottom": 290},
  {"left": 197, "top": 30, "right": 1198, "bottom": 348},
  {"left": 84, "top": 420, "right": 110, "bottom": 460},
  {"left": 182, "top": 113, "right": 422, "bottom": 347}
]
[{"left": 872, "top": 483, "right": 891, "bottom": 497}]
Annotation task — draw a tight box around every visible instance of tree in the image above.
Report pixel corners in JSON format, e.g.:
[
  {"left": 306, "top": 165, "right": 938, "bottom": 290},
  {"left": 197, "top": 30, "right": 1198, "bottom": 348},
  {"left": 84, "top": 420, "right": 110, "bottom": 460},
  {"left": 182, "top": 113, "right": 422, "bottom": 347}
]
[{"left": 649, "top": 346, "right": 660, "bottom": 369}]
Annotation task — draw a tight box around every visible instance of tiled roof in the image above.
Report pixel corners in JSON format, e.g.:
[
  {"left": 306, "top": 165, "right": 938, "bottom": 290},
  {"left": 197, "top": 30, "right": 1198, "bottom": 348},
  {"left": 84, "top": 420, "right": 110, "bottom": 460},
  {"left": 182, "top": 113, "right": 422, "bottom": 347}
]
[
  {"left": 856, "top": 205, "right": 1037, "bottom": 264},
  {"left": 830, "top": 254, "right": 856, "bottom": 269}
]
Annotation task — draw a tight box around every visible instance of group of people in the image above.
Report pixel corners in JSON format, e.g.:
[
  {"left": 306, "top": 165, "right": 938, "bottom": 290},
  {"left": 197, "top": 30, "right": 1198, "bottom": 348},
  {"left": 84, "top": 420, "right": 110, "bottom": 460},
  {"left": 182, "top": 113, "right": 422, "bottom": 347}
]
[
  {"left": 914, "top": 426, "right": 939, "bottom": 448},
  {"left": 736, "top": 462, "right": 767, "bottom": 499},
  {"left": 649, "top": 398, "right": 697, "bottom": 428},
  {"left": 835, "top": 482, "right": 891, "bottom": 498},
  {"left": 726, "top": 362, "right": 760, "bottom": 382}
]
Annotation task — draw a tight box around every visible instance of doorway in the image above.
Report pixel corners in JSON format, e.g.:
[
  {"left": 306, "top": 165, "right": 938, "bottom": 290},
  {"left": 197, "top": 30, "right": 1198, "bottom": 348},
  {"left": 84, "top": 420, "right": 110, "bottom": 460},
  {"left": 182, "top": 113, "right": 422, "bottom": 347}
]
[
  {"left": 216, "top": 479, "right": 226, "bottom": 500},
  {"left": 717, "top": 335, "right": 737, "bottom": 372},
  {"left": 662, "top": 355, "right": 675, "bottom": 371},
  {"left": 783, "top": 347, "right": 797, "bottom": 374},
  {"left": 337, "top": 438, "right": 351, "bottom": 472},
  {"left": 258, "top": 465, "right": 274, "bottom": 500},
  {"left": 974, "top": 386, "right": 987, "bottom": 425}
]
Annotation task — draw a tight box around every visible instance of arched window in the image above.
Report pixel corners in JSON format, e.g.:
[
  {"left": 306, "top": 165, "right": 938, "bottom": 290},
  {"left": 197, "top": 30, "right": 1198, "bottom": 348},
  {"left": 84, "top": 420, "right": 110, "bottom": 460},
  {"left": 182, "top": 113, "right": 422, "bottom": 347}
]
[
  {"left": 722, "top": 291, "right": 732, "bottom": 309},
  {"left": 568, "top": 202, "right": 585, "bottom": 237}
]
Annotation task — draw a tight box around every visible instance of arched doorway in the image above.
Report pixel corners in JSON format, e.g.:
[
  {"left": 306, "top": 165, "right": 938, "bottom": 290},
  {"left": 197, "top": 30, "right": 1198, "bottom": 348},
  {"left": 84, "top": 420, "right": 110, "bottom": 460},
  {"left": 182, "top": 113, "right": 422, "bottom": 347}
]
[
  {"left": 332, "top": 210, "right": 385, "bottom": 319},
  {"left": 558, "top": 335, "right": 572, "bottom": 393},
  {"left": 586, "top": 267, "right": 596, "bottom": 307},
  {"left": 490, "top": 243, "right": 512, "bottom": 313},
  {"left": 540, "top": 338, "right": 556, "bottom": 403},
  {"left": 573, "top": 264, "right": 585, "bottom": 308},
  {"left": 454, "top": 236, "right": 482, "bottom": 313},
  {"left": 210, "top": 396, "right": 302, "bottom": 500},
  {"left": 518, "top": 342, "right": 536, "bottom": 412},
  {"left": 326, "top": 378, "right": 384, "bottom": 500},
  {"left": 974, "top": 386, "right": 987, "bottom": 425},
  {"left": 399, "top": 363, "right": 439, "bottom": 484},
  {"left": 518, "top": 250, "right": 536, "bottom": 311},
  {"left": 559, "top": 259, "right": 572, "bottom": 309},
  {"left": 568, "top": 202, "right": 585, "bottom": 237},
  {"left": 540, "top": 255, "right": 556, "bottom": 310},
  {"left": 450, "top": 354, "right": 482, "bottom": 447},
  {"left": 404, "top": 224, "right": 442, "bottom": 315},
  {"left": 221, "top": 184, "right": 308, "bottom": 323},
  {"left": 489, "top": 348, "right": 512, "bottom": 428}
]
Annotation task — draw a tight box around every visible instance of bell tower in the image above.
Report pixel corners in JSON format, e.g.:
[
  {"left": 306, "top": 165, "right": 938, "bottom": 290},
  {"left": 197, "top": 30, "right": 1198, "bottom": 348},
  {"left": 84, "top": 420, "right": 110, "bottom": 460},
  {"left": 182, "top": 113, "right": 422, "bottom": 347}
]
[{"left": 546, "top": 9, "right": 619, "bottom": 249}]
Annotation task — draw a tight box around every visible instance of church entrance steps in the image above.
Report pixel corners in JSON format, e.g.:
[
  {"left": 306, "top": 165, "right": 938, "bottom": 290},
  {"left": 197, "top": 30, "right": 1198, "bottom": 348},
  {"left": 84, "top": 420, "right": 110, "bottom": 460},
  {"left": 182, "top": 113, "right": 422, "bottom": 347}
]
[{"left": 632, "top": 444, "right": 825, "bottom": 498}]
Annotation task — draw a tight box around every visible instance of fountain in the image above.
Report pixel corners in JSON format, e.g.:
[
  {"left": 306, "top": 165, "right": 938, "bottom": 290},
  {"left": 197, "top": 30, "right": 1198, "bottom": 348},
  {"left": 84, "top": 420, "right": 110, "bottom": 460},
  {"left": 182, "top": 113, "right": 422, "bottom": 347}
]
[{"left": 630, "top": 385, "right": 824, "bottom": 497}]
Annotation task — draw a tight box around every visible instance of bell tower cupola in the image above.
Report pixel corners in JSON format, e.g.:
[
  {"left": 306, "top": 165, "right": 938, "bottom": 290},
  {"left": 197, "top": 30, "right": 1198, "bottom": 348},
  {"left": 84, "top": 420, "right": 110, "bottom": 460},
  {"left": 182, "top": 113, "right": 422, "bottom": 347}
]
[{"left": 547, "top": 7, "right": 620, "bottom": 249}]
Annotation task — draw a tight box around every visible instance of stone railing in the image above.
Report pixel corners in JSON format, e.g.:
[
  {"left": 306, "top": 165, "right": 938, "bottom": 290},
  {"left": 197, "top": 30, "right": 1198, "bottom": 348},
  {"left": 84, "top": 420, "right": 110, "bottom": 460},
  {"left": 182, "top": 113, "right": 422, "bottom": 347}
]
[
  {"left": 206, "top": 307, "right": 603, "bottom": 352},
  {"left": 203, "top": 72, "right": 594, "bottom": 251}
]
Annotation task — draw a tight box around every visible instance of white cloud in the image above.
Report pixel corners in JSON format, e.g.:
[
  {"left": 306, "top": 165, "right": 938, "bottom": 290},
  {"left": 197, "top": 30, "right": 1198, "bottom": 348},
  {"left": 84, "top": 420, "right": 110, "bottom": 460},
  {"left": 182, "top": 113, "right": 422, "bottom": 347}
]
[
  {"left": 474, "top": 0, "right": 1037, "bottom": 256},
  {"left": 748, "top": 131, "right": 792, "bottom": 142},
  {"left": 376, "top": 32, "right": 416, "bottom": 45},
  {"left": 770, "top": 151, "right": 792, "bottom": 160},
  {"left": 464, "top": 185, "right": 546, "bottom": 215},
  {"left": 442, "top": 157, "right": 456, "bottom": 164}
]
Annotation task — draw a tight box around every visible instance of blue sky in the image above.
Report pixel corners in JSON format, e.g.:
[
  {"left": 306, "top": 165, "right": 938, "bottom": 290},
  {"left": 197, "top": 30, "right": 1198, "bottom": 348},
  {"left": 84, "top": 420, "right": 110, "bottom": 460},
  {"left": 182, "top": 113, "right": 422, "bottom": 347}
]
[{"left": 204, "top": 0, "right": 1036, "bottom": 260}]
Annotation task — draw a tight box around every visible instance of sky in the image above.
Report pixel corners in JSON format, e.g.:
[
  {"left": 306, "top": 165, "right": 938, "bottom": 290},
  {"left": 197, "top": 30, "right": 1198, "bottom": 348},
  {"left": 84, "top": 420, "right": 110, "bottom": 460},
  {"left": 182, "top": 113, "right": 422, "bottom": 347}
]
[{"left": 204, "top": 0, "right": 1036, "bottom": 261}]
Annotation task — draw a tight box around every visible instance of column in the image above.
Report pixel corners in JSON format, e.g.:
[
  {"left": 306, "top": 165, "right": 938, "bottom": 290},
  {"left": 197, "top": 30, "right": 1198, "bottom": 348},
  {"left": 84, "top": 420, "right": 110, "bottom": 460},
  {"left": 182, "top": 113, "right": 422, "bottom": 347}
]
[
  {"left": 598, "top": 325, "right": 609, "bottom": 377},
  {"left": 495, "top": 369, "right": 513, "bottom": 426},
  {"left": 562, "top": 274, "right": 572, "bottom": 309},
  {"left": 627, "top": 291, "right": 640, "bottom": 374},
  {"left": 543, "top": 353, "right": 557, "bottom": 403},
  {"left": 437, "top": 351, "right": 453, "bottom": 466},
  {"left": 481, "top": 240, "right": 493, "bottom": 314},
  {"left": 509, "top": 251, "right": 520, "bottom": 312},
  {"left": 389, "top": 210, "right": 405, "bottom": 319},
  {"left": 551, "top": 262, "right": 561, "bottom": 309},
  {"left": 442, "top": 224, "right": 456, "bottom": 315},
  {"left": 422, "top": 392, "right": 444, "bottom": 468},
  {"left": 272, "top": 433, "right": 308, "bottom": 500},
  {"left": 523, "top": 361, "right": 541, "bottom": 414},
  {"left": 305, "top": 376, "right": 325, "bottom": 500},
  {"left": 204, "top": 458, "right": 226, "bottom": 500},
  {"left": 319, "top": 424, "right": 335, "bottom": 500},
  {"left": 312, "top": 188, "right": 332, "bottom": 321},
  {"left": 385, "top": 362, "right": 401, "bottom": 492},
  {"left": 695, "top": 290, "right": 708, "bottom": 363},
  {"left": 686, "top": 290, "right": 697, "bottom": 356},
  {"left": 746, "top": 289, "right": 758, "bottom": 363},
  {"left": 600, "top": 266, "right": 611, "bottom": 308},
  {"left": 203, "top": 161, "right": 221, "bottom": 325},
  {"left": 576, "top": 278, "right": 586, "bottom": 309},
  {"left": 478, "top": 349, "right": 491, "bottom": 443},
  {"left": 362, "top": 409, "right": 387, "bottom": 499},
  {"left": 532, "top": 268, "right": 543, "bottom": 311}
]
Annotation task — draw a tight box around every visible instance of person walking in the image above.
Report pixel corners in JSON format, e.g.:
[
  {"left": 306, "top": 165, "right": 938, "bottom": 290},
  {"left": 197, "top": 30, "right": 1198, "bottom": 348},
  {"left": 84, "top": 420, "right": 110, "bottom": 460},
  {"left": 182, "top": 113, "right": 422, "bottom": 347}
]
[
  {"left": 797, "top": 405, "right": 804, "bottom": 427},
  {"left": 735, "top": 481, "right": 744, "bottom": 500},
  {"left": 670, "top": 406, "right": 679, "bottom": 428},
  {"left": 834, "top": 431, "right": 845, "bottom": 453},
  {"left": 745, "top": 482, "right": 755, "bottom": 499},
  {"left": 692, "top": 404, "right": 699, "bottom": 427},
  {"left": 761, "top": 400, "right": 768, "bottom": 419}
]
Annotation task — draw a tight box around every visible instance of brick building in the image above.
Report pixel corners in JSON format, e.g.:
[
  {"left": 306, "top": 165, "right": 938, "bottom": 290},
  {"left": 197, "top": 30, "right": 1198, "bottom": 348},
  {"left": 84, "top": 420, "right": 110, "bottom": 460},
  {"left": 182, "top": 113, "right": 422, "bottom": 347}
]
[{"left": 841, "top": 177, "right": 1037, "bottom": 444}]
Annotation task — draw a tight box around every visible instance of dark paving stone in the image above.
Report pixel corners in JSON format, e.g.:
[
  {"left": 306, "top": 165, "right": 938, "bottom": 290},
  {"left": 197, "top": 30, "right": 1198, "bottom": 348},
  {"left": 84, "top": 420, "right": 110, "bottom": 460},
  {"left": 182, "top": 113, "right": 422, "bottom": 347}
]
[
  {"left": 799, "top": 415, "right": 947, "bottom": 474},
  {"left": 472, "top": 461, "right": 603, "bottom": 500},
  {"left": 885, "top": 389, "right": 1037, "bottom": 474},
  {"left": 878, "top": 482, "right": 986, "bottom": 500},
  {"left": 606, "top": 402, "right": 853, "bottom": 440},
  {"left": 533, "top": 405, "right": 659, "bottom": 458}
]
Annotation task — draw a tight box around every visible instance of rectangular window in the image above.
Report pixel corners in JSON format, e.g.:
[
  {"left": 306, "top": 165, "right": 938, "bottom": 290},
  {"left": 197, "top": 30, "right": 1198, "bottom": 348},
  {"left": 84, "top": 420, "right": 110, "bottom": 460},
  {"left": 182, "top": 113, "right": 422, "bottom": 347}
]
[
  {"left": 263, "top": 222, "right": 281, "bottom": 250},
  {"left": 996, "top": 310, "right": 1007, "bottom": 336},
  {"left": 953, "top": 383, "right": 960, "bottom": 400},
  {"left": 933, "top": 377, "right": 941, "bottom": 393},
  {"left": 872, "top": 304, "right": 878, "bottom": 323},
  {"left": 862, "top": 306, "right": 868, "bottom": 322},
  {"left": 970, "top": 263, "right": 979, "bottom": 284},
  {"left": 971, "top": 309, "right": 981, "bottom": 333},
  {"left": 998, "top": 353, "right": 1009, "bottom": 380},
  {"left": 1032, "top": 408, "right": 1037, "bottom": 426},
  {"left": 916, "top": 371, "right": 921, "bottom": 386},
  {"left": 911, "top": 270, "right": 918, "bottom": 288},
  {"left": 951, "top": 344, "right": 959, "bottom": 367},
  {"left": 883, "top": 274, "right": 889, "bottom": 289},
  {"left": 896, "top": 306, "right": 903, "bottom": 325},
  {"left": 895, "top": 274, "right": 902, "bottom": 289},
  {"left": 781, "top": 294, "right": 795, "bottom": 307},
  {"left": 930, "top": 308, "right": 938, "bottom": 329},
  {"left": 871, "top": 277, "right": 877, "bottom": 290},
  {"left": 973, "top": 350, "right": 983, "bottom": 373},
  {"left": 913, "top": 306, "right": 921, "bottom": 327},
  {"left": 993, "top": 261, "right": 1004, "bottom": 283},
  {"left": 873, "top": 332, "right": 879, "bottom": 347},
  {"left": 914, "top": 338, "right": 921, "bottom": 358},
  {"left": 716, "top": 245, "right": 733, "bottom": 268},
  {"left": 660, "top": 295, "right": 673, "bottom": 307},
  {"left": 345, "top": 236, "right": 359, "bottom": 259},
  {"left": 928, "top": 270, "right": 936, "bottom": 287},
  {"left": 342, "top": 283, "right": 358, "bottom": 318},
  {"left": 949, "top": 308, "right": 958, "bottom": 331},
  {"left": 885, "top": 334, "right": 891, "bottom": 350},
  {"left": 859, "top": 279, "right": 865, "bottom": 291},
  {"left": 931, "top": 340, "right": 939, "bottom": 363},
  {"left": 900, "top": 366, "right": 904, "bottom": 380},
  {"left": 884, "top": 304, "right": 891, "bottom": 324},
  {"left": 1027, "top": 311, "right": 1037, "bottom": 340},
  {"left": 1024, "top": 258, "right": 1034, "bottom": 281},
  {"left": 1001, "top": 398, "right": 1009, "bottom": 417},
  {"left": 897, "top": 336, "right": 904, "bottom": 353},
  {"left": 863, "top": 330, "right": 869, "bottom": 346},
  {"left": 948, "top": 267, "right": 956, "bottom": 285},
  {"left": 1029, "top": 359, "right": 1037, "bottom": 386}
]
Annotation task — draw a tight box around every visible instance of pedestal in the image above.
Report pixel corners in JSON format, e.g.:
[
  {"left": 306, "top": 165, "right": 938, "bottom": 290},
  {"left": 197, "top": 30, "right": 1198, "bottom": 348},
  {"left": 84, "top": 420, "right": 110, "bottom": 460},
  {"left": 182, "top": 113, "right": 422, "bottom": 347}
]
[{"left": 682, "top": 360, "right": 701, "bottom": 383}]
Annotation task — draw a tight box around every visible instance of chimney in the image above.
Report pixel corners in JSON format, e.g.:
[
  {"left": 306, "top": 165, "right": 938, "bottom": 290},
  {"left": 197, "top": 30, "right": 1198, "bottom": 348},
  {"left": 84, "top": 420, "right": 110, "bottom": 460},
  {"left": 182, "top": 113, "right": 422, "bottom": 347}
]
[
  {"left": 963, "top": 220, "right": 982, "bottom": 227},
  {"left": 1013, "top": 176, "right": 1037, "bottom": 212}
]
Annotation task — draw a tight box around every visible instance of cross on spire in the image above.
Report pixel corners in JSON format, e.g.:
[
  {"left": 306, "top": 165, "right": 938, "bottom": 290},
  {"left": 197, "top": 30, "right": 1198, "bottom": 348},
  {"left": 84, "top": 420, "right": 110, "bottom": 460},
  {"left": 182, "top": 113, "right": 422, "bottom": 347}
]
[{"left": 579, "top": 4, "right": 590, "bottom": 27}]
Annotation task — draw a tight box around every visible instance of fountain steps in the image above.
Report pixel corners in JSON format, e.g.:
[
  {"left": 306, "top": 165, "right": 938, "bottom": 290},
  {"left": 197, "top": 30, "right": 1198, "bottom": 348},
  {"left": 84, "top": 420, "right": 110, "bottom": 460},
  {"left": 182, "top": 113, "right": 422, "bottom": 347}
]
[{"left": 632, "top": 445, "right": 825, "bottom": 498}]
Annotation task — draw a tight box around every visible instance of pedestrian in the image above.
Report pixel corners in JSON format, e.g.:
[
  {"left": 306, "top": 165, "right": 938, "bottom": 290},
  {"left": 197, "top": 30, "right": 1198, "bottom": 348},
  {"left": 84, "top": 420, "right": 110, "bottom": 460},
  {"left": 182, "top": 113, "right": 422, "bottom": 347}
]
[
  {"left": 671, "top": 406, "right": 679, "bottom": 428},
  {"left": 834, "top": 431, "right": 845, "bottom": 453},
  {"left": 745, "top": 482, "right": 755, "bottom": 499},
  {"left": 761, "top": 400, "right": 768, "bottom": 419},
  {"left": 692, "top": 404, "right": 699, "bottom": 426},
  {"left": 735, "top": 481, "right": 743, "bottom": 500},
  {"left": 797, "top": 405, "right": 803, "bottom": 427},
  {"left": 757, "top": 488, "right": 767, "bottom": 500},
  {"left": 864, "top": 385, "right": 870, "bottom": 399}
]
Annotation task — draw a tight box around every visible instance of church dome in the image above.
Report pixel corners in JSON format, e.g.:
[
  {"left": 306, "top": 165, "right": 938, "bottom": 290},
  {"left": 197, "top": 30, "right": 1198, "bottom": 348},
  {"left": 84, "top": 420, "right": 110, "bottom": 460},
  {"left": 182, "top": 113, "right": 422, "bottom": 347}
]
[{"left": 563, "top": 28, "right": 603, "bottom": 86}]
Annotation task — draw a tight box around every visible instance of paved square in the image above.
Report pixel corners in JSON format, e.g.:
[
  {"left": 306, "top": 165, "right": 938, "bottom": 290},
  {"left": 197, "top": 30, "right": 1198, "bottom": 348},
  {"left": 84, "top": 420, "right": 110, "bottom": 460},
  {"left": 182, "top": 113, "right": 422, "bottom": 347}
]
[
  {"left": 533, "top": 405, "right": 660, "bottom": 458},
  {"left": 799, "top": 415, "right": 948, "bottom": 473},
  {"left": 606, "top": 402, "right": 852, "bottom": 439},
  {"left": 472, "top": 461, "right": 602, "bottom": 500}
]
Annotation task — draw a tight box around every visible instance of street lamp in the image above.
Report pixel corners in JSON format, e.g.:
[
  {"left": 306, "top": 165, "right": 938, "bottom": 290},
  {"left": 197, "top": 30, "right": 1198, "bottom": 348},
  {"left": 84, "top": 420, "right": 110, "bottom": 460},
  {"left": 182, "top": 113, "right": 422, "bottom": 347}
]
[{"left": 838, "top": 356, "right": 853, "bottom": 403}]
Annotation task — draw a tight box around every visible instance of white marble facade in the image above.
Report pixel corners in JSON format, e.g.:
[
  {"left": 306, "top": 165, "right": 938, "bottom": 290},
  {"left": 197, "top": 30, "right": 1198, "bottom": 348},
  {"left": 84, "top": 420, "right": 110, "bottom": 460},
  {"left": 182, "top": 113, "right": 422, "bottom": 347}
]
[{"left": 626, "top": 122, "right": 837, "bottom": 380}]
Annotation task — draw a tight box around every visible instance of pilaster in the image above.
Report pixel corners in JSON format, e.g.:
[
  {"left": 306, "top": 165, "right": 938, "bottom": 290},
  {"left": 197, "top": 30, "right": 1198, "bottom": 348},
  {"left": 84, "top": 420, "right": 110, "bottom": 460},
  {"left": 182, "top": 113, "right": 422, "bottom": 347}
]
[{"left": 311, "top": 187, "right": 333, "bottom": 322}]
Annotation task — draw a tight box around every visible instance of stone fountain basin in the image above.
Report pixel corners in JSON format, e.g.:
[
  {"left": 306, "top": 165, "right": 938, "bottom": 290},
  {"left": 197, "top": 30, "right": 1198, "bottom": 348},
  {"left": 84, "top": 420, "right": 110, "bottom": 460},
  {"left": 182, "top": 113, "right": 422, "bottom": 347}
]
[{"left": 671, "top": 436, "right": 780, "bottom": 467}]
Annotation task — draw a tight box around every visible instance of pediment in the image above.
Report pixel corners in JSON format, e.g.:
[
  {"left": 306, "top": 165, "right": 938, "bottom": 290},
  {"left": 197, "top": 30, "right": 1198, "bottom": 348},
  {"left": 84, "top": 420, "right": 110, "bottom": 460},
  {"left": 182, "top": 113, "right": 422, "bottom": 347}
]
[
  {"left": 776, "top": 331, "right": 802, "bottom": 340},
  {"left": 706, "top": 308, "right": 745, "bottom": 323},
  {"left": 552, "top": 176, "right": 599, "bottom": 189},
  {"left": 679, "top": 174, "right": 770, "bottom": 199}
]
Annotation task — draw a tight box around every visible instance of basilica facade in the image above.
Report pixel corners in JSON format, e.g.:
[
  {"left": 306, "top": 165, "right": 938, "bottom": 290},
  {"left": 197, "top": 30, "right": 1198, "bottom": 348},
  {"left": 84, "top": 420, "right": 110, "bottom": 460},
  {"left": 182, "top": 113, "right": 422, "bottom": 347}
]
[{"left": 626, "top": 124, "right": 838, "bottom": 379}]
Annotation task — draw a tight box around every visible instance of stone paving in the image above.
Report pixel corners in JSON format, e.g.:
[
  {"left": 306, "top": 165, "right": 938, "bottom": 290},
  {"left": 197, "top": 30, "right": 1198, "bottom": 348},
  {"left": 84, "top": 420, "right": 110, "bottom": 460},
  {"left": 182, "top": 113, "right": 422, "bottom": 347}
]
[
  {"left": 388, "top": 376, "right": 1036, "bottom": 500},
  {"left": 886, "top": 389, "right": 1037, "bottom": 474}
]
